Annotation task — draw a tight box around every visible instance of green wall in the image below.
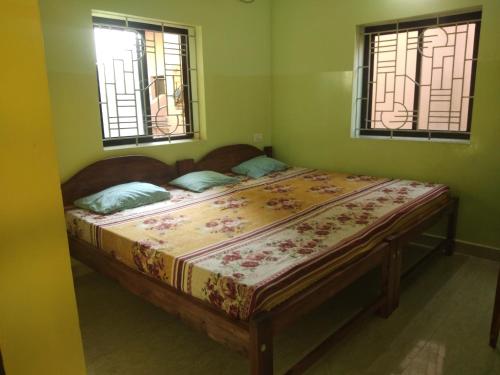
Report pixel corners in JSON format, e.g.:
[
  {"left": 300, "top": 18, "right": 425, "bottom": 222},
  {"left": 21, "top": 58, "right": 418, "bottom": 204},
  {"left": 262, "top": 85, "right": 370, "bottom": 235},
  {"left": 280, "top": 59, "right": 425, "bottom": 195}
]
[
  {"left": 271, "top": 0, "right": 500, "bottom": 248},
  {"left": 40, "top": 0, "right": 271, "bottom": 181},
  {"left": 40, "top": 0, "right": 499, "bottom": 248}
]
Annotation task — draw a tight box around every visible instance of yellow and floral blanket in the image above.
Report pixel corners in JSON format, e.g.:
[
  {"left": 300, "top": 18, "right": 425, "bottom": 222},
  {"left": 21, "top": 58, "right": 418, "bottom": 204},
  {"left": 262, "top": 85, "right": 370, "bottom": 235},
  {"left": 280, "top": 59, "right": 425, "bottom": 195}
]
[{"left": 66, "top": 168, "right": 449, "bottom": 320}]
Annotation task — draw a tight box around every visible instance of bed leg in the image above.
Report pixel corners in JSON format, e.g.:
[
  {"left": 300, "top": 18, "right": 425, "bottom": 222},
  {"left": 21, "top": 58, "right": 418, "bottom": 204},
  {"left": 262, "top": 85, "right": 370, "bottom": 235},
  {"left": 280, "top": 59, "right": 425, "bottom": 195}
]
[
  {"left": 489, "top": 269, "right": 500, "bottom": 348},
  {"left": 249, "top": 319, "right": 273, "bottom": 375},
  {"left": 378, "top": 246, "right": 394, "bottom": 318},
  {"left": 444, "top": 197, "right": 459, "bottom": 256},
  {"left": 385, "top": 241, "right": 402, "bottom": 314}
]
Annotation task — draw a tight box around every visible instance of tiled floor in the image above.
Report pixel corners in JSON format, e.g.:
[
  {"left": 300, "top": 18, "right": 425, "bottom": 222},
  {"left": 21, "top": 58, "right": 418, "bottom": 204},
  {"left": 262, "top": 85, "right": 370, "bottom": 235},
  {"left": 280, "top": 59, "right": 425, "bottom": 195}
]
[{"left": 74, "top": 249, "right": 500, "bottom": 374}]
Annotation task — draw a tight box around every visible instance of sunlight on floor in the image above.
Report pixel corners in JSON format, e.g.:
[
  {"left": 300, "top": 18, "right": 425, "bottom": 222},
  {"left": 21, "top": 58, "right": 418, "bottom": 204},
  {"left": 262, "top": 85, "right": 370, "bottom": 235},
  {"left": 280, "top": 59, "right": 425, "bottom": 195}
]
[{"left": 397, "top": 340, "right": 446, "bottom": 375}]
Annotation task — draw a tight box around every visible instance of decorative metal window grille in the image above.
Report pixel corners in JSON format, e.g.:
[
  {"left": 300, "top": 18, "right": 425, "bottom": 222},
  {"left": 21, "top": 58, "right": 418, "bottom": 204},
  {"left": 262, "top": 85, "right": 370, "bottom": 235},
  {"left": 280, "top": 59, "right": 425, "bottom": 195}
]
[
  {"left": 93, "top": 16, "right": 199, "bottom": 147},
  {"left": 354, "top": 11, "right": 481, "bottom": 140}
]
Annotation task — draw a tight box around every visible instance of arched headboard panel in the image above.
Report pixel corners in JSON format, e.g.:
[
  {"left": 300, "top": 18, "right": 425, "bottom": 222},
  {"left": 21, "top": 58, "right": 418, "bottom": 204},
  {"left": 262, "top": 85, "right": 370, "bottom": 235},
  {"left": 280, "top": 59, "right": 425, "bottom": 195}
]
[
  {"left": 177, "top": 144, "right": 272, "bottom": 175},
  {"left": 61, "top": 156, "right": 177, "bottom": 207}
]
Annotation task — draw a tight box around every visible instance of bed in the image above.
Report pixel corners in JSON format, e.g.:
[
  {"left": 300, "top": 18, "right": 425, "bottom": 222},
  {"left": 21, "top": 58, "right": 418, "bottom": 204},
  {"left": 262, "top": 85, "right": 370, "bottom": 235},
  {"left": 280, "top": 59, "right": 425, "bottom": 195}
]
[{"left": 62, "top": 144, "right": 458, "bottom": 374}]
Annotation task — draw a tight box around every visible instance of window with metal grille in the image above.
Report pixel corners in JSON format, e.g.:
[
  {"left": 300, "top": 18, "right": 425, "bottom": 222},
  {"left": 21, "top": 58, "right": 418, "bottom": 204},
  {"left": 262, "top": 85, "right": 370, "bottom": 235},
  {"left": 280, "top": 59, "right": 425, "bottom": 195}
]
[
  {"left": 93, "top": 15, "right": 199, "bottom": 147},
  {"left": 354, "top": 11, "right": 481, "bottom": 141}
]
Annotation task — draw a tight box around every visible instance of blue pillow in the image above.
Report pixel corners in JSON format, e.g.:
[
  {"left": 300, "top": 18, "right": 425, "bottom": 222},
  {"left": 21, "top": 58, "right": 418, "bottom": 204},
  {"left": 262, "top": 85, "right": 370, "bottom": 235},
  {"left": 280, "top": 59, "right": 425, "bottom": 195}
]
[
  {"left": 169, "top": 171, "right": 239, "bottom": 193},
  {"left": 74, "top": 182, "right": 170, "bottom": 214},
  {"left": 231, "top": 156, "right": 288, "bottom": 178}
]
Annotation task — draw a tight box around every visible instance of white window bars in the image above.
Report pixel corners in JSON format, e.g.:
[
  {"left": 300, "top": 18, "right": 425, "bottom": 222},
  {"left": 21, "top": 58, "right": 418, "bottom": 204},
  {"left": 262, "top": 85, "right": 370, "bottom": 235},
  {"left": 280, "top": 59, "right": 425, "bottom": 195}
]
[
  {"left": 93, "top": 14, "right": 200, "bottom": 146},
  {"left": 353, "top": 11, "right": 481, "bottom": 141}
]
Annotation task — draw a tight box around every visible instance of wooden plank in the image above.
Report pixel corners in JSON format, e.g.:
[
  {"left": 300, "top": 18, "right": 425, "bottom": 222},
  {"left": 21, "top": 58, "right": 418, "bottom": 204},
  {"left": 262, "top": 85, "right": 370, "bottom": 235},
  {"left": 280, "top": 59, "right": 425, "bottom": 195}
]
[
  {"left": 490, "top": 268, "right": 500, "bottom": 348},
  {"left": 176, "top": 145, "right": 270, "bottom": 176},
  {"left": 249, "top": 319, "right": 274, "bottom": 375},
  {"left": 193, "top": 144, "right": 266, "bottom": 173},
  {"left": 176, "top": 158, "right": 195, "bottom": 176},
  {"left": 445, "top": 197, "right": 459, "bottom": 255},
  {"left": 388, "top": 242, "right": 403, "bottom": 311},
  {"left": 385, "top": 197, "right": 458, "bottom": 312},
  {"left": 284, "top": 298, "right": 384, "bottom": 375},
  {"left": 62, "top": 148, "right": 457, "bottom": 374},
  {"left": 69, "top": 236, "right": 250, "bottom": 355},
  {"left": 385, "top": 197, "right": 456, "bottom": 246},
  {"left": 61, "top": 156, "right": 177, "bottom": 207},
  {"left": 0, "top": 349, "right": 5, "bottom": 375},
  {"left": 377, "top": 246, "right": 392, "bottom": 318},
  {"left": 264, "top": 243, "right": 389, "bottom": 334},
  {"left": 263, "top": 146, "right": 273, "bottom": 157}
]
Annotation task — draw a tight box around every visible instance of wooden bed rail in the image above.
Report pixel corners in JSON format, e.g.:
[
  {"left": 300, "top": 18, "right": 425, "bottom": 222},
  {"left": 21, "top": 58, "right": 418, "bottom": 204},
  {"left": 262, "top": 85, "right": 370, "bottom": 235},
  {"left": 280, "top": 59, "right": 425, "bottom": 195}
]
[
  {"left": 64, "top": 144, "right": 459, "bottom": 375},
  {"left": 246, "top": 196, "right": 459, "bottom": 374},
  {"left": 60, "top": 144, "right": 272, "bottom": 205},
  {"left": 384, "top": 196, "right": 459, "bottom": 312},
  {"left": 60, "top": 156, "right": 177, "bottom": 207},
  {"left": 249, "top": 242, "right": 391, "bottom": 375},
  {"left": 69, "top": 236, "right": 251, "bottom": 355},
  {"left": 67, "top": 200, "right": 458, "bottom": 374},
  {"left": 69, "top": 235, "right": 391, "bottom": 375}
]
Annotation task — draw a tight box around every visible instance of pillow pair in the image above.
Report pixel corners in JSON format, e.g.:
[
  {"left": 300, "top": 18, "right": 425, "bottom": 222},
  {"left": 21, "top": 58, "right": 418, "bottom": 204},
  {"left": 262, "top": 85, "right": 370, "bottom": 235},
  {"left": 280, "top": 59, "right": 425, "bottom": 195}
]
[
  {"left": 76, "top": 172, "right": 237, "bottom": 215},
  {"left": 75, "top": 156, "right": 288, "bottom": 214},
  {"left": 170, "top": 156, "right": 288, "bottom": 192}
]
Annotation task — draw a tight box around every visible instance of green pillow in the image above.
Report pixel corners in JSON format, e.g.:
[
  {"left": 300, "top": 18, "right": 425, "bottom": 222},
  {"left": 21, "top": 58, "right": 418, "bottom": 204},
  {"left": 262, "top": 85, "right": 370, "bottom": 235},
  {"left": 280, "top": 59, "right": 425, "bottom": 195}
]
[
  {"left": 74, "top": 182, "right": 170, "bottom": 214},
  {"left": 231, "top": 156, "right": 288, "bottom": 179},
  {"left": 170, "top": 171, "right": 239, "bottom": 193}
]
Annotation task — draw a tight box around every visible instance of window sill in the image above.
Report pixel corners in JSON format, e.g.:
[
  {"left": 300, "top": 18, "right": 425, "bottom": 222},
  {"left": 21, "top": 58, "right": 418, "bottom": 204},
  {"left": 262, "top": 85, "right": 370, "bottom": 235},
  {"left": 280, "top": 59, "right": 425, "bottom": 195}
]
[
  {"left": 103, "top": 137, "right": 203, "bottom": 151},
  {"left": 353, "top": 135, "right": 471, "bottom": 145}
]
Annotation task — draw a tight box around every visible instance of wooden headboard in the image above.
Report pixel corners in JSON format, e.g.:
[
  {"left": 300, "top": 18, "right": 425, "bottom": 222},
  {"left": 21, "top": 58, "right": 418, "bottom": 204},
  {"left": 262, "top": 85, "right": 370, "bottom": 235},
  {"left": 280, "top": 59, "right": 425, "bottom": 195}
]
[
  {"left": 61, "top": 145, "right": 272, "bottom": 206},
  {"left": 176, "top": 144, "right": 273, "bottom": 175},
  {"left": 61, "top": 156, "right": 177, "bottom": 207}
]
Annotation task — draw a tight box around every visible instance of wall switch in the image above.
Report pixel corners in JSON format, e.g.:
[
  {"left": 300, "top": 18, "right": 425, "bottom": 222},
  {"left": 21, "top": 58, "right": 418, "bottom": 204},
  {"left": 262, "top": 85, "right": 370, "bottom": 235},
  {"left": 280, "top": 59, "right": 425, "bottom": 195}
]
[{"left": 253, "top": 133, "right": 263, "bottom": 143}]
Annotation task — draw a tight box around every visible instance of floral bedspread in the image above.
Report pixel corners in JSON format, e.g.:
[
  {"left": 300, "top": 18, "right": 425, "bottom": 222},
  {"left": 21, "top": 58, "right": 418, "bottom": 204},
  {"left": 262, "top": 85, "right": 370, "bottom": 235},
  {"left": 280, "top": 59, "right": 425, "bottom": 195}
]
[{"left": 65, "top": 168, "right": 449, "bottom": 320}]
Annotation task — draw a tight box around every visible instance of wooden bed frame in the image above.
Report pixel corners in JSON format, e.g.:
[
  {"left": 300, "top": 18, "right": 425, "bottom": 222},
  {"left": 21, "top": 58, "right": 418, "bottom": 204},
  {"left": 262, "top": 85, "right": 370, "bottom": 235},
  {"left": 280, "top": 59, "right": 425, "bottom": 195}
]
[{"left": 61, "top": 144, "right": 458, "bottom": 374}]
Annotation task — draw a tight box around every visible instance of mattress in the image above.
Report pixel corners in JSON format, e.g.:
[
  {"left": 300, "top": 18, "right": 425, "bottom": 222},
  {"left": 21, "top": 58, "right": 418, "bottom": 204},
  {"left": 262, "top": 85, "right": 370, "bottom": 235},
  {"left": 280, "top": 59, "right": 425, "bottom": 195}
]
[{"left": 66, "top": 167, "right": 449, "bottom": 320}]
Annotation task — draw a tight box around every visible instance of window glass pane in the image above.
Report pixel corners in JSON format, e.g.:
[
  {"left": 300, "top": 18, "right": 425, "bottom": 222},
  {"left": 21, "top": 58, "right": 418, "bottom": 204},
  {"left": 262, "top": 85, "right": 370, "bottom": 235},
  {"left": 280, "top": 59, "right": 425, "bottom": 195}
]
[
  {"left": 359, "top": 12, "right": 480, "bottom": 140},
  {"left": 417, "top": 24, "right": 475, "bottom": 132},
  {"left": 371, "top": 31, "right": 418, "bottom": 130},
  {"left": 94, "top": 27, "right": 145, "bottom": 139},
  {"left": 145, "top": 31, "right": 188, "bottom": 139},
  {"left": 93, "top": 16, "right": 199, "bottom": 146}
]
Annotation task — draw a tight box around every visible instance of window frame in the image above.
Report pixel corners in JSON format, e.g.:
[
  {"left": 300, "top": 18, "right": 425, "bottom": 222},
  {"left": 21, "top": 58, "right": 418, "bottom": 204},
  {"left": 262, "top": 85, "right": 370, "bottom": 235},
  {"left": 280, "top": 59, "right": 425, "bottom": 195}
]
[
  {"left": 358, "top": 11, "right": 482, "bottom": 141},
  {"left": 92, "top": 16, "right": 195, "bottom": 147}
]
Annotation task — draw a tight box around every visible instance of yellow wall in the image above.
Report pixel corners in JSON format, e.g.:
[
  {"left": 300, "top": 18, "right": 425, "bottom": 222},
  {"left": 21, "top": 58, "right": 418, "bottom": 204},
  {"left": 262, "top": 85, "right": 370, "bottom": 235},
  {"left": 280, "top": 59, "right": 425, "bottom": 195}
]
[
  {"left": 271, "top": 0, "right": 500, "bottom": 248},
  {"left": 0, "top": 1, "right": 86, "bottom": 374},
  {"left": 0, "top": 1, "right": 497, "bottom": 372},
  {"left": 40, "top": 0, "right": 272, "bottom": 181}
]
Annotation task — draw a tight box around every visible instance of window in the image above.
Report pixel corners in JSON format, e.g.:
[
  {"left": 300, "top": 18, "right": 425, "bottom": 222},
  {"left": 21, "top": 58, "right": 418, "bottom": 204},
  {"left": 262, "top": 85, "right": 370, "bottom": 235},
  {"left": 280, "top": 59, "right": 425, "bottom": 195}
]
[
  {"left": 93, "top": 15, "right": 199, "bottom": 147},
  {"left": 354, "top": 11, "right": 481, "bottom": 141}
]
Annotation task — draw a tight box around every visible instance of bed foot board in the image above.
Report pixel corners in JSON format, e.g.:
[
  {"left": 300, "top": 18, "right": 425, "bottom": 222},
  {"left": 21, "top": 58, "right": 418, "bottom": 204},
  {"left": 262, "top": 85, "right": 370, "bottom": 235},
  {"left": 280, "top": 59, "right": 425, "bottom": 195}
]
[
  {"left": 384, "top": 196, "right": 460, "bottom": 313},
  {"left": 248, "top": 243, "right": 392, "bottom": 374},
  {"left": 248, "top": 297, "right": 387, "bottom": 375},
  {"left": 285, "top": 298, "right": 385, "bottom": 375}
]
